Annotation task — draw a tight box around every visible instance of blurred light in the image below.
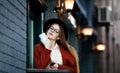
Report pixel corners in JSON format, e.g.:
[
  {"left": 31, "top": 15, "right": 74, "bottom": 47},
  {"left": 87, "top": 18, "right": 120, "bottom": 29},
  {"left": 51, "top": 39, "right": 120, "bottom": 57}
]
[
  {"left": 96, "top": 43, "right": 106, "bottom": 51},
  {"left": 67, "top": 12, "right": 77, "bottom": 28},
  {"left": 107, "top": 6, "right": 112, "bottom": 11},
  {"left": 65, "top": 0, "right": 74, "bottom": 10},
  {"left": 82, "top": 27, "right": 93, "bottom": 36}
]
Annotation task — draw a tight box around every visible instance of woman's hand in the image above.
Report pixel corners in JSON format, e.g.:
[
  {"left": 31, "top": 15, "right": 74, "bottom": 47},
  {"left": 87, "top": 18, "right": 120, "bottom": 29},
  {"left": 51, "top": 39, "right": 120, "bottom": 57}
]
[
  {"left": 39, "top": 33, "right": 52, "bottom": 50},
  {"left": 50, "top": 63, "right": 58, "bottom": 70}
]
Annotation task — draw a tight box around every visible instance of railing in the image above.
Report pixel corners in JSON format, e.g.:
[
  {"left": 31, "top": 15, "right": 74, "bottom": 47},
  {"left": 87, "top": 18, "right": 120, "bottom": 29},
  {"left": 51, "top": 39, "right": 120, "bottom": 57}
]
[{"left": 27, "top": 69, "right": 70, "bottom": 73}]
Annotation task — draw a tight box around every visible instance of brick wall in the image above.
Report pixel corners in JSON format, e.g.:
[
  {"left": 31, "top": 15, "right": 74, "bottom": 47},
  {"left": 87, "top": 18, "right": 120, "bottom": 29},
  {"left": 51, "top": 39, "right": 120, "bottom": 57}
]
[{"left": 0, "top": 0, "right": 26, "bottom": 73}]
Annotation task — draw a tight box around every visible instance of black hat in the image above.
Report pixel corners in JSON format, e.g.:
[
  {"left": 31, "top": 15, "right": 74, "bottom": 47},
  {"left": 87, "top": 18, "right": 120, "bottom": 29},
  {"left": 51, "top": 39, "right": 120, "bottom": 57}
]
[{"left": 43, "top": 18, "right": 68, "bottom": 40}]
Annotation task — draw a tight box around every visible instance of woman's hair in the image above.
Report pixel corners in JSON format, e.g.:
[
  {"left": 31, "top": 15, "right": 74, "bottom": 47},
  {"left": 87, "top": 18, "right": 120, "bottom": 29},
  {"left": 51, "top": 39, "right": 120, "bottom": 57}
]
[
  {"left": 43, "top": 18, "right": 68, "bottom": 50},
  {"left": 56, "top": 24, "right": 68, "bottom": 50}
]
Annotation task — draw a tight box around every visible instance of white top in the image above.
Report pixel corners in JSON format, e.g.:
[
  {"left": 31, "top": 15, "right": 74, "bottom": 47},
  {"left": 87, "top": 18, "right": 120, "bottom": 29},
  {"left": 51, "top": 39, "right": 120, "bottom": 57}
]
[{"left": 50, "top": 43, "right": 63, "bottom": 65}]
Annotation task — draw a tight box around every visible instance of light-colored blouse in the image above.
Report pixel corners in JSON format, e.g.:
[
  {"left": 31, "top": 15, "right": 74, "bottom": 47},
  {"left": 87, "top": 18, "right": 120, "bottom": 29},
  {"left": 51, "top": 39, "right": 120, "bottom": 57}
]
[{"left": 50, "top": 43, "right": 63, "bottom": 65}]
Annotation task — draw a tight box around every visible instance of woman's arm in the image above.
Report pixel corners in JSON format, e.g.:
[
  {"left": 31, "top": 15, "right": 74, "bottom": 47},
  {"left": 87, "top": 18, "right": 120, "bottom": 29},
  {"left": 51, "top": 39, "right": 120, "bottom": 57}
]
[
  {"left": 34, "top": 44, "right": 52, "bottom": 69},
  {"left": 58, "top": 45, "right": 77, "bottom": 73}
]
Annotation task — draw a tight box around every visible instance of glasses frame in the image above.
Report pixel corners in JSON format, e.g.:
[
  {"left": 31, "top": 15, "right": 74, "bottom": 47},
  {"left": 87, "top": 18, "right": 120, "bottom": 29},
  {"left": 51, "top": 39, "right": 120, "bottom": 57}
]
[{"left": 48, "top": 26, "right": 60, "bottom": 34}]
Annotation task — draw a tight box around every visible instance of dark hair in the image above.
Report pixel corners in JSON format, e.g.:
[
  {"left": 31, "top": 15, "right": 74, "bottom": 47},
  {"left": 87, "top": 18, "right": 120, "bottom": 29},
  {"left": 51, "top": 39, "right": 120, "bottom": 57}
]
[{"left": 43, "top": 18, "right": 68, "bottom": 50}]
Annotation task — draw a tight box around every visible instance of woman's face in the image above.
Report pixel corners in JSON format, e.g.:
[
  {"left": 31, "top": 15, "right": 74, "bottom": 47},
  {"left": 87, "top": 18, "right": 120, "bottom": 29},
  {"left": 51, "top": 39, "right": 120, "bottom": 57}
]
[{"left": 46, "top": 24, "right": 60, "bottom": 41}]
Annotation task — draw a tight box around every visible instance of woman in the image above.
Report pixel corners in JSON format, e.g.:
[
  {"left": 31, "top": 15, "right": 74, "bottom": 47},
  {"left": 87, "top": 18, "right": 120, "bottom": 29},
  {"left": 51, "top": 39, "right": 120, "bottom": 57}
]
[{"left": 34, "top": 18, "right": 80, "bottom": 73}]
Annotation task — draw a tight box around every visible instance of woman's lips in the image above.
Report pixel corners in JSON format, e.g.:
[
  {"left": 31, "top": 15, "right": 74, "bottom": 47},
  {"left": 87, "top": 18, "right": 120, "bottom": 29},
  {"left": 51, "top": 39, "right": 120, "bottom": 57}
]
[{"left": 49, "top": 32, "right": 53, "bottom": 35}]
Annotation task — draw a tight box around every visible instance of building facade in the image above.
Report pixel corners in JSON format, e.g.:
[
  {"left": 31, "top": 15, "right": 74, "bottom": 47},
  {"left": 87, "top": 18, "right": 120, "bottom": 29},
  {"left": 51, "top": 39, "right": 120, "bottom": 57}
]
[
  {"left": 0, "top": 0, "right": 26, "bottom": 73},
  {"left": 0, "top": 0, "right": 120, "bottom": 73}
]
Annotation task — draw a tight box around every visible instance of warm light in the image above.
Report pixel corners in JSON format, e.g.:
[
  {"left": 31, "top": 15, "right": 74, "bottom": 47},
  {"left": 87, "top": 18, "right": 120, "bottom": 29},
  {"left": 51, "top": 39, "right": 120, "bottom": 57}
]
[
  {"left": 65, "top": 0, "right": 74, "bottom": 10},
  {"left": 82, "top": 27, "right": 93, "bottom": 36},
  {"left": 96, "top": 43, "right": 106, "bottom": 51}
]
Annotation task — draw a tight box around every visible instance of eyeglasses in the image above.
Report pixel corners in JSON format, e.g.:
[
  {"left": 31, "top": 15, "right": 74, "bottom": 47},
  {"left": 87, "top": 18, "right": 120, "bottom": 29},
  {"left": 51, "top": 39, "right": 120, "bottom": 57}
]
[{"left": 48, "top": 26, "right": 60, "bottom": 33}]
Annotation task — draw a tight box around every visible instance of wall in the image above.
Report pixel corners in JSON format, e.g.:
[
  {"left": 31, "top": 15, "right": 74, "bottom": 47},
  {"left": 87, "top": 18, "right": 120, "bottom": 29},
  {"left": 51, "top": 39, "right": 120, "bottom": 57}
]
[
  {"left": 45, "top": 0, "right": 57, "bottom": 21},
  {"left": 112, "top": 0, "right": 120, "bottom": 72},
  {"left": 0, "top": 0, "right": 26, "bottom": 73}
]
